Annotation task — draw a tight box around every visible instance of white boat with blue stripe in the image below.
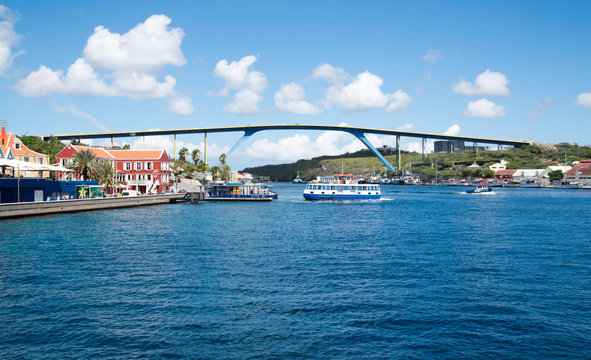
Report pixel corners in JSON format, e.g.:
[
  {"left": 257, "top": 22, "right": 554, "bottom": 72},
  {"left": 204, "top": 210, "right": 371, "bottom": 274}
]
[{"left": 303, "top": 174, "right": 381, "bottom": 200}]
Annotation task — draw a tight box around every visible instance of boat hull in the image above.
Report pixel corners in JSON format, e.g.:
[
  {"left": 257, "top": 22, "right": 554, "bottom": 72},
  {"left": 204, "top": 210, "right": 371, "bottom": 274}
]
[{"left": 303, "top": 193, "right": 381, "bottom": 200}]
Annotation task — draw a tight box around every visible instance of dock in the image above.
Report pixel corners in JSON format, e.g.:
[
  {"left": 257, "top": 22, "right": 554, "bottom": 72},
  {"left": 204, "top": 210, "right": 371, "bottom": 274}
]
[{"left": 0, "top": 192, "right": 203, "bottom": 220}]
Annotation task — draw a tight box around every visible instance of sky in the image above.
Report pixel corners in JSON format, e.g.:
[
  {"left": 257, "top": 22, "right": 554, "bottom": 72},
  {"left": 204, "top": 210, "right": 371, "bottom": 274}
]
[{"left": 1, "top": 1, "right": 590, "bottom": 169}]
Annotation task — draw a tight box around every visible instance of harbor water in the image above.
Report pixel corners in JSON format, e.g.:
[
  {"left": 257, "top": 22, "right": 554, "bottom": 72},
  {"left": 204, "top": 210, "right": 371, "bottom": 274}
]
[{"left": 1, "top": 184, "right": 590, "bottom": 359}]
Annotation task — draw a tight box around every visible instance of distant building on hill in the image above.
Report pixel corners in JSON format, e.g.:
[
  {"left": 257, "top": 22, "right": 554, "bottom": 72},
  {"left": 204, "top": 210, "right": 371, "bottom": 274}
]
[
  {"left": 489, "top": 159, "right": 509, "bottom": 171},
  {"left": 495, "top": 169, "right": 516, "bottom": 180},
  {"left": 565, "top": 160, "right": 591, "bottom": 187},
  {"left": 56, "top": 144, "right": 171, "bottom": 194},
  {"left": 434, "top": 140, "right": 489, "bottom": 153}
]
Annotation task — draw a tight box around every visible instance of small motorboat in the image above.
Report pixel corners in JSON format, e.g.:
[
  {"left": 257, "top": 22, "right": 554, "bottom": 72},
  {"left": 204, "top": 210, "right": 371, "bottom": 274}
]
[{"left": 466, "top": 185, "right": 492, "bottom": 193}]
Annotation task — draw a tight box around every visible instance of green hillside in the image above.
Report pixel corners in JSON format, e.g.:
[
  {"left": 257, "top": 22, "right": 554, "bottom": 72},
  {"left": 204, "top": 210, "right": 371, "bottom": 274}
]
[{"left": 242, "top": 143, "right": 591, "bottom": 182}]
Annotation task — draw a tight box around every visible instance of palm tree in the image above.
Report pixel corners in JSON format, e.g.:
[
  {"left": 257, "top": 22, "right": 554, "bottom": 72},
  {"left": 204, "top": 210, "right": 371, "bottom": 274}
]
[
  {"left": 210, "top": 166, "right": 221, "bottom": 181},
  {"left": 71, "top": 149, "right": 96, "bottom": 180},
  {"left": 95, "top": 160, "right": 116, "bottom": 194},
  {"left": 178, "top": 147, "right": 188, "bottom": 162},
  {"left": 192, "top": 149, "right": 201, "bottom": 164},
  {"left": 219, "top": 153, "right": 227, "bottom": 166}
]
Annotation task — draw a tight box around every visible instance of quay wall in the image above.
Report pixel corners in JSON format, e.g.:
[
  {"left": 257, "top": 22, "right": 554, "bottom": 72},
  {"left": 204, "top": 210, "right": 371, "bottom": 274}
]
[{"left": 0, "top": 194, "right": 187, "bottom": 220}]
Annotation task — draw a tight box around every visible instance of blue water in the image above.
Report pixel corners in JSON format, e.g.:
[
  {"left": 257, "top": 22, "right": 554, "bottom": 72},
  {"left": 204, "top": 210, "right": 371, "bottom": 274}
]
[{"left": 1, "top": 184, "right": 590, "bottom": 359}]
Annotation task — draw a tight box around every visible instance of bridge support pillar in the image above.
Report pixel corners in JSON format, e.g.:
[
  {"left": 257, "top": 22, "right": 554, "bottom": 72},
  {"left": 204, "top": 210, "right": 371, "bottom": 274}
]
[
  {"left": 111, "top": 137, "right": 114, "bottom": 149},
  {"left": 204, "top": 133, "right": 208, "bottom": 166},
  {"left": 227, "top": 130, "right": 259, "bottom": 157},
  {"left": 350, "top": 131, "right": 395, "bottom": 173},
  {"left": 396, "top": 135, "right": 401, "bottom": 171},
  {"left": 174, "top": 134, "right": 177, "bottom": 160},
  {"left": 422, "top": 137, "right": 426, "bottom": 161}
]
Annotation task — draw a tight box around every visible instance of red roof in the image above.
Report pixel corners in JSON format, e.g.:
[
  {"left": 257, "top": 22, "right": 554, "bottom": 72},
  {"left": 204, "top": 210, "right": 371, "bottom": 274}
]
[
  {"left": 566, "top": 160, "right": 591, "bottom": 176},
  {"left": 64, "top": 145, "right": 168, "bottom": 161},
  {"left": 495, "top": 169, "right": 516, "bottom": 175},
  {"left": 1, "top": 132, "right": 46, "bottom": 157}
]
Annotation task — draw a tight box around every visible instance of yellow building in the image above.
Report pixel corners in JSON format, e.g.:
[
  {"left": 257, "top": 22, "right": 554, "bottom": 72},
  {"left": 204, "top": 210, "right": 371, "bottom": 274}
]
[{"left": 1, "top": 119, "right": 50, "bottom": 178}]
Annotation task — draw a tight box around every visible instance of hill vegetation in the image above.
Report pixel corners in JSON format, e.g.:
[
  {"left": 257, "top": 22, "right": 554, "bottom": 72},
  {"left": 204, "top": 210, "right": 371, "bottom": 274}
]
[{"left": 242, "top": 143, "right": 591, "bottom": 182}]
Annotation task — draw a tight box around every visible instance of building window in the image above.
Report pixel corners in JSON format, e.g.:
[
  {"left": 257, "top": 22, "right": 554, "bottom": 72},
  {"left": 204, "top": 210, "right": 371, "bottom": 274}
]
[
  {"left": 135, "top": 162, "right": 142, "bottom": 171},
  {"left": 138, "top": 175, "right": 143, "bottom": 180},
  {"left": 24, "top": 157, "right": 29, "bottom": 162},
  {"left": 61, "top": 158, "right": 67, "bottom": 166},
  {"left": 147, "top": 174, "right": 152, "bottom": 181},
  {"left": 15, "top": 143, "right": 21, "bottom": 150},
  {"left": 161, "top": 162, "right": 168, "bottom": 171},
  {"left": 127, "top": 174, "right": 132, "bottom": 181},
  {"left": 146, "top": 162, "right": 153, "bottom": 170},
  {"left": 125, "top": 162, "right": 132, "bottom": 171}
]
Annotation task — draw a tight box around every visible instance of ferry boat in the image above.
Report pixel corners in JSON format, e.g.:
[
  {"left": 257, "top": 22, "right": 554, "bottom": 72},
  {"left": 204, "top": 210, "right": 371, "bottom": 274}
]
[
  {"left": 520, "top": 179, "right": 543, "bottom": 188},
  {"left": 204, "top": 183, "right": 277, "bottom": 201},
  {"left": 553, "top": 180, "right": 583, "bottom": 189},
  {"left": 303, "top": 174, "right": 381, "bottom": 200}
]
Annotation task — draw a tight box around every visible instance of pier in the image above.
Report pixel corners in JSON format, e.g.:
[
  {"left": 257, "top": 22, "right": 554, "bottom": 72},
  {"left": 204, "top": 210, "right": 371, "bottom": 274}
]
[{"left": 0, "top": 193, "right": 203, "bottom": 220}]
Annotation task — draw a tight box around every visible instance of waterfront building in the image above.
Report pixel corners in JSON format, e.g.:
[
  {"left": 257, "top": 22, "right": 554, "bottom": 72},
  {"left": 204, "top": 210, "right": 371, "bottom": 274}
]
[
  {"left": 56, "top": 144, "right": 171, "bottom": 194},
  {"left": 539, "top": 165, "right": 573, "bottom": 186},
  {"left": 512, "top": 169, "right": 545, "bottom": 182},
  {"left": 494, "top": 169, "right": 516, "bottom": 180},
  {"left": 1, "top": 121, "right": 50, "bottom": 178},
  {"left": 0, "top": 178, "right": 98, "bottom": 203},
  {"left": 565, "top": 160, "right": 591, "bottom": 187}
]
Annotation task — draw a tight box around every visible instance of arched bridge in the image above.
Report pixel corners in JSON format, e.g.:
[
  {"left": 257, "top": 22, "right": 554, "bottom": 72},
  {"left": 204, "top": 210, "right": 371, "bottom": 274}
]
[{"left": 43, "top": 124, "right": 530, "bottom": 173}]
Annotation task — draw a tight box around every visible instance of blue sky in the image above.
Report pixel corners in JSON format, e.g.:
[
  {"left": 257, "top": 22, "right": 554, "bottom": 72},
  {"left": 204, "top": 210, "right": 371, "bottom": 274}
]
[{"left": 1, "top": 1, "right": 590, "bottom": 168}]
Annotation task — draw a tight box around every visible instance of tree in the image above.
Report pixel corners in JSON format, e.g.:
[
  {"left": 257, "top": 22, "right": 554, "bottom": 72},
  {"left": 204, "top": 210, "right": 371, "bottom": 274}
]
[
  {"left": 123, "top": 144, "right": 131, "bottom": 150},
  {"left": 192, "top": 149, "right": 201, "bottom": 164},
  {"left": 178, "top": 147, "right": 188, "bottom": 162},
  {"left": 196, "top": 160, "right": 209, "bottom": 173},
  {"left": 71, "top": 149, "right": 97, "bottom": 180},
  {"left": 210, "top": 166, "right": 221, "bottom": 181},
  {"left": 95, "top": 160, "right": 116, "bottom": 194},
  {"left": 548, "top": 170, "right": 564, "bottom": 182}
]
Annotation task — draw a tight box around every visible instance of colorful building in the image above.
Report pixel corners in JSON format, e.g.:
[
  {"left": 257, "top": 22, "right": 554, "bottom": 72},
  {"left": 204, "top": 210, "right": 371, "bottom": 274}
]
[
  {"left": 1, "top": 119, "right": 50, "bottom": 178},
  {"left": 56, "top": 144, "right": 171, "bottom": 194}
]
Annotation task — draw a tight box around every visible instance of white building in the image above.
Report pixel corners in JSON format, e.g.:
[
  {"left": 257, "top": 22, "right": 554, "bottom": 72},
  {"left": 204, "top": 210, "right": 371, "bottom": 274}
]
[{"left": 489, "top": 159, "right": 509, "bottom": 171}]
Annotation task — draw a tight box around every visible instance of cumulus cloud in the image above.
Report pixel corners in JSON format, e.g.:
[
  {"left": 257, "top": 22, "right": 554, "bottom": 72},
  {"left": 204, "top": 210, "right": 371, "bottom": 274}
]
[
  {"left": 422, "top": 49, "right": 442, "bottom": 63},
  {"left": 310, "top": 63, "right": 350, "bottom": 87},
  {"left": 322, "top": 70, "right": 411, "bottom": 112},
  {"left": 452, "top": 69, "right": 510, "bottom": 96},
  {"left": 464, "top": 98, "right": 506, "bottom": 118},
  {"left": 0, "top": 5, "right": 22, "bottom": 76},
  {"left": 214, "top": 55, "right": 268, "bottom": 114},
  {"left": 575, "top": 92, "right": 591, "bottom": 108},
  {"left": 274, "top": 82, "right": 322, "bottom": 114},
  {"left": 15, "top": 14, "right": 193, "bottom": 115},
  {"left": 443, "top": 124, "right": 460, "bottom": 136}
]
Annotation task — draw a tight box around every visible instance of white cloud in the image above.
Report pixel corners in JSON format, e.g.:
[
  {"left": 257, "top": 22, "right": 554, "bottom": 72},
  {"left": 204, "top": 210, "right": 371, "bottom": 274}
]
[
  {"left": 464, "top": 98, "right": 506, "bottom": 118},
  {"left": 443, "top": 124, "right": 460, "bottom": 136},
  {"left": 274, "top": 82, "right": 322, "bottom": 114},
  {"left": 575, "top": 92, "right": 591, "bottom": 108},
  {"left": 324, "top": 71, "right": 412, "bottom": 112},
  {"left": 83, "top": 14, "right": 186, "bottom": 73},
  {"left": 452, "top": 69, "right": 510, "bottom": 96},
  {"left": 311, "top": 63, "right": 350, "bottom": 86},
  {"left": 0, "top": 5, "right": 22, "bottom": 76},
  {"left": 15, "top": 15, "right": 193, "bottom": 115},
  {"left": 422, "top": 49, "right": 442, "bottom": 63},
  {"left": 167, "top": 95, "right": 194, "bottom": 115},
  {"left": 214, "top": 55, "right": 268, "bottom": 114}
]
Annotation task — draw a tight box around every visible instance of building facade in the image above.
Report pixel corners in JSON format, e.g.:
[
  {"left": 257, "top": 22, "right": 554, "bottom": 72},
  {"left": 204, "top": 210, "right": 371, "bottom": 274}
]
[
  {"left": 56, "top": 145, "right": 171, "bottom": 194},
  {"left": 1, "top": 122, "right": 50, "bottom": 178},
  {"left": 565, "top": 160, "right": 591, "bottom": 187}
]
